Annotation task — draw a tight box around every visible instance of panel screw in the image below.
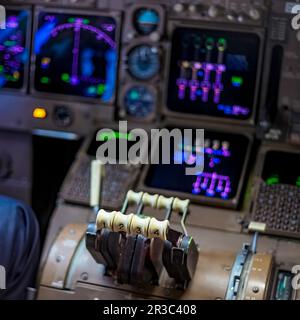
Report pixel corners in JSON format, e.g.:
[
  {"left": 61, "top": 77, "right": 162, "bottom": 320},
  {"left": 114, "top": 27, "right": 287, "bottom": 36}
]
[
  {"left": 252, "top": 286, "right": 259, "bottom": 293},
  {"left": 81, "top": 272, "right": 89, "bottom": 281},
  {"left": 56, "top": 255, "right": 63, "bottom": 263}
]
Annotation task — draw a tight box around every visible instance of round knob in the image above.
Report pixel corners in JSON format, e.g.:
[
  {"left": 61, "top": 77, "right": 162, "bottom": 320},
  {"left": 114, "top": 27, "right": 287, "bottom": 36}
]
[
  {"left": 188, "top": 4, "right": 197, "bottom": 14},
  {"left": 173, "top": 3, "right": 185, "bottom": 13},
  {"left": 53, "top": 106, "right": 73, "bottom": 127},
  {"left": 249, "top": 8, "right": 261, "bottom": 20},
  {"left": 150, "top": 32, "right": 160, "bottom": 42},
  {"left": 0, "top": 152, "right": 12, "bottom": 179},
  {"left": 208, "top": 5, "right": 219, "bottom": 18}
]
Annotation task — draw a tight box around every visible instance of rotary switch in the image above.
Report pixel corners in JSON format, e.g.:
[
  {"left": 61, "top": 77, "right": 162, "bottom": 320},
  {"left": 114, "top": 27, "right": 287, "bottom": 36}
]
[
  {"left": 208, "top": 5, "right": 219, "bottom": 18},
  {"left": 0, "top": 151, "right": 12, "bottom": 179},
  {"left": 249, "top": 7, "right": 261, "bottom": 20},
  {"left": 173, "top": 3, "right": 185, "bottom": 13}
]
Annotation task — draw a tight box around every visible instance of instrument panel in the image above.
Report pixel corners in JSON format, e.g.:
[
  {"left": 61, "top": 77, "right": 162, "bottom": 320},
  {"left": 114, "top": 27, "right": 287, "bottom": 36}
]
[
  {"left": 0, "top": 0, "right": 273, "bottom": 133},
  {"left": 167, "top": 27, "right": 261, "bottom": 121},
  {"left": 142, "top": 128, "right": 251, "bottom": 208},
  {"left": 0, "top": 0, "right": 300, "bottom": 301},
  {"left": 1, "top": 0, "right": 297, "bottom": 135}
]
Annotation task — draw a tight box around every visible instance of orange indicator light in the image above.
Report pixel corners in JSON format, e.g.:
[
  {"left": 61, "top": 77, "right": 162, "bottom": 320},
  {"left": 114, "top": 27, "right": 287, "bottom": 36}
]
[{"left": 33, "top": 108, "right": 47, "bottom": 119}]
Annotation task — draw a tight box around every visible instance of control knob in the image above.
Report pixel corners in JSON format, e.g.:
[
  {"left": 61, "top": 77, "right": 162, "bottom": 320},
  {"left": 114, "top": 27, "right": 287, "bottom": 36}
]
[
  {"left": 226, "top": 10, "right": 238, "bottom": 21},
  {"left": 53, "top": 106, "right": 74, "bottom": 127},
  {"left": 173, "top": 3, "right": 185, "bottom": 13},
  {"left": 249, "top": 7, "right": 261, "bottom": 20},
  {"left": 208, "top": 5, "right": 219, "bottom": 18},
  {"left": 188, "top": 4, "right": 197, "bottom": 14}
]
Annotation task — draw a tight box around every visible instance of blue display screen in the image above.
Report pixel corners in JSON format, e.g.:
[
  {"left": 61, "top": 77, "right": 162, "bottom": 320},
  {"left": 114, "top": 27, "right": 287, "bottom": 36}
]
[
  {"left": 0, "top": 9, "right": 29, "bottom": 89},
  {"left": 145, "top": 129, "right": 249, "bottom": 203},
  {"left": 34, "top": 11, "right": 118, "bottom": 102}
]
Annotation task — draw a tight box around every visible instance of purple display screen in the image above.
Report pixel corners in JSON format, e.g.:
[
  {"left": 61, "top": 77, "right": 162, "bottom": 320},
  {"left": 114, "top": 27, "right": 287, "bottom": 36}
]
[
  {"left": 34, "top": 11, "right": 118, "bottom": 102},
  {"left": 167, "top": 27, "right": 260, "bottom": 120},
  {"left": 145, "top": 129, "right": 249, "bottom": 202},
  {"left": 0, "top": 9, "right": 29, "bottom": 89}
]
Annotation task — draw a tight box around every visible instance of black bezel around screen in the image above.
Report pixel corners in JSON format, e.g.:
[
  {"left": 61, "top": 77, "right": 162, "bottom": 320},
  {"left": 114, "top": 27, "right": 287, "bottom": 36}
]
[
  {"left": 31, "top": 6, "right": 121, "bottom": 105},
  {"left": 141, "top": 127, "right": 252, "bottom": 209},
  {"left": 0, "top": 5, "right": 31, "bottom": 93},
  {"left": 166, "top": 26, "right": 261, "bottom": 121}
]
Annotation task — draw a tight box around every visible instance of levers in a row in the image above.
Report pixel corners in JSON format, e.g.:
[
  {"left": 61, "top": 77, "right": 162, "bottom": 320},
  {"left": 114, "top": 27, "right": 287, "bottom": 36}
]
[{"left": 86, "top": 190, "right": 199, "bottom": 289}]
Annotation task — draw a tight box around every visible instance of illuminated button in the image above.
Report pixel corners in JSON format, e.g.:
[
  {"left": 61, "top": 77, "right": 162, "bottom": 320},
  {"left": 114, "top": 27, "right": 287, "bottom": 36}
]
[
  {"left": 40, "top": 77, "right": 50, "bottom": 84},
  {"left": 33, "top": 108, "right": 47, "bottom": 119},
  {"left": 182, "top": 61, "right": 190, "bottom": 68},
  {"left": 217, "top": 38, "right": 227, "bottom": 51},
  {"left": 231, "top": 76, "right": 243, "bottom": 87},
  {"left": 13, "top": 71, "right": 20, "bottom": 80}
]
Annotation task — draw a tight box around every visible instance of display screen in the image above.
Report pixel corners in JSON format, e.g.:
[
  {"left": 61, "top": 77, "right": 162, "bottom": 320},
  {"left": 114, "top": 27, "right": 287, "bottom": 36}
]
[
  {"left": 145, "top": 129, "right": 249, "bottom": 202},
  {"left": 0, "top": 9, "right": 29, "bottom": 89},
  {"left": 87, "top": 129, "right": 138, "bottom": 160},
  {"left": 273, "top": 271, "right": 294, "bottom": 300},
  {"left": 34, "top": 11, "right": 118, "bottom": 102},
  {"left": 262, "top": 151, "right": 300, "bottom": 186},
  {"left": 167, "top": 27, "right": 260, "bottom": 120}
]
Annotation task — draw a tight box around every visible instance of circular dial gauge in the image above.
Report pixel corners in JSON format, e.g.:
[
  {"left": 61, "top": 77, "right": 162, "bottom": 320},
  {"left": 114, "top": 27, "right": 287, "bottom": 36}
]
[
  {"left": 133, "top": 8, "right": 160, "bottom": 35},
  {"left": 124, "top": 86, "right": 155, "bottom": 118},
  {"left": 127, "top": 45, "right": 160, "bottom": 80}
]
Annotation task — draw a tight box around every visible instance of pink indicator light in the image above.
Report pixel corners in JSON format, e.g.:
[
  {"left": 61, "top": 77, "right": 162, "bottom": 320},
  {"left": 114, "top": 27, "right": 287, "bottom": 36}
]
[
  {"left": 7, "top": 17, "right": 18, "bottom": 29},
  {"left": 206, "top": 63, "right": 214, "bottom": 71},
  {"left": 217, "top": 64, "right": 226, "bottom": 72},
  {"left": 194, "top": 62, "right": 202, "bottom": 69}
]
